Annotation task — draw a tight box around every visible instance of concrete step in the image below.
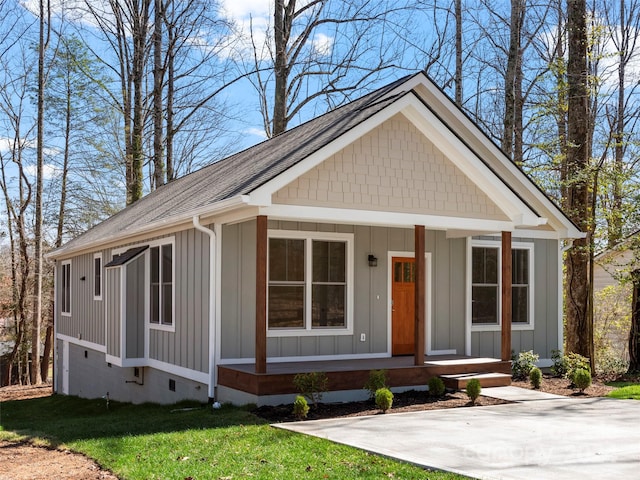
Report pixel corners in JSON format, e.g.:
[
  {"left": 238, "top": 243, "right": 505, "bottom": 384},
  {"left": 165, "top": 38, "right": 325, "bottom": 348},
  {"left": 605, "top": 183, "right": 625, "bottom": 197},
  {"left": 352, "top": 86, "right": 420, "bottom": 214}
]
[{"left": 439, "top": 372, "right": 512, "bottom": 390}]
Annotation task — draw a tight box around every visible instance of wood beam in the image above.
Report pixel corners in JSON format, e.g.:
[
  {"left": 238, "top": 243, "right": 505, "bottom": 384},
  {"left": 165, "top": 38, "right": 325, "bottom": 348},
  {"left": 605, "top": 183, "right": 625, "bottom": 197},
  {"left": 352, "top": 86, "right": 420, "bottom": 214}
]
[
  {"left": 414, "top": 225, "right": 426, "bottom": 366},
  {"left": 501, "top": 231, "right": 512, "bottom": 362},
  {"left": 255, "top": 215, "right": 268, "bottom": 373}
]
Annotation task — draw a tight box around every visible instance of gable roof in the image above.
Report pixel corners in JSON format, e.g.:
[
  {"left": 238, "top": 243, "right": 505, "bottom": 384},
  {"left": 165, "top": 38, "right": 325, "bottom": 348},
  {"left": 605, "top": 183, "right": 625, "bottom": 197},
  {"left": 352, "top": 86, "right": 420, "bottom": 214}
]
[{"left": 49, "top": 72, "right": 582, "bottom": 260}]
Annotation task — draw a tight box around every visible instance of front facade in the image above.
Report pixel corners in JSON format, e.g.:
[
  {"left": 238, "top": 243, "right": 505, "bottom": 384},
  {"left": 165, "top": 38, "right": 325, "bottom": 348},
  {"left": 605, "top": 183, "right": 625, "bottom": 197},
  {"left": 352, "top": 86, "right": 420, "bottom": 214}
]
[{"left": 50, "top": 73, "right": 582, "bottom": 405}]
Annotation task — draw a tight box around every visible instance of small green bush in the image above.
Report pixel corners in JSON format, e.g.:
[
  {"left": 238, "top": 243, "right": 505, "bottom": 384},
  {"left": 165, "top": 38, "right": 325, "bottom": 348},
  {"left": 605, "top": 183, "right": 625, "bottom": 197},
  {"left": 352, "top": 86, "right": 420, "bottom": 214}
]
[
  {"left": 293, "top": 371, "right": 328, "bottom": 407},
  {"left": 512, "top": 350, "right": 539, "bottom": 380},
  {"left": 466, "top": 379, "right": 481, "bottom": 405},
  {"left": 292, "top": 395, "right": 310, "bottom": 419},
  {"left": 428, "top": 377, "right": 446, "bottom": 397},
  {"left": 375, "top": 388, "right": 394, "bottom": 413},
  {"left": 572, "top": 368, "right": 592, "bottom": 392},
  {"left": 529, "top": 367, "right": 542, "bottom": 389},
  {"left": 551, "top": 350, "right": 591, "bottom": 379},
  {"left": 364, "top": 369, "right": 388, "bottom": 400}
]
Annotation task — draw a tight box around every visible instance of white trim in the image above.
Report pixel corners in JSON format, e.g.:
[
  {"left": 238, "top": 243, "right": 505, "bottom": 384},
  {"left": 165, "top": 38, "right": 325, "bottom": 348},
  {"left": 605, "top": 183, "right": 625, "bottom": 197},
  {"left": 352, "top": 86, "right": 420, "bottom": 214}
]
[
  {"left": 262, "top": 204, "right": 517, "bottom": 232},
  {"left": 466, "top": 238, "right": 535, "bottom": 334},
  {"left": 105, "top": 354, "right": 122, "bottom": 366},
  {"left": 146, "top": 358, "right": 209, "bottom": 384},
  {"left": 145, "top": 237, "right": 176, "bottom": 333},
  {"left": 192, "top": 216, "right": 217, "bottom": 399},
  {"left": 53, "top": 262, "right": 58, "bottom": 393},
  {"left": 266, "top": 229, "right": 354, "bottom": 337},
  {"left": 61, "top": 260, "right": 72, "bottom": 317},
  {"left": 56, "top": 333, "right": 107, "bottom": 353},
  {"left": 215, "top": 223, "right": 223, "bottom": 376},
  {"left": 558, "top": 241, "right": 564, "bottom": 354},
  {"left": 390, "top": 73, "right": 583, "bottom": 239},
  {"left": 93, "top": 253, "right": 103, "bottom": 301},
  {"left": 218, "top": 352, "right": 391, "bottom": 365},
  {"left": 428, "top": 349, "right": 458, "bottom": 356},
  {"left": 386, "top": 251, "right": 432, "bottom": 355},
  {"left": 120, "top": 262, "right": 127, "bottom": 359}
]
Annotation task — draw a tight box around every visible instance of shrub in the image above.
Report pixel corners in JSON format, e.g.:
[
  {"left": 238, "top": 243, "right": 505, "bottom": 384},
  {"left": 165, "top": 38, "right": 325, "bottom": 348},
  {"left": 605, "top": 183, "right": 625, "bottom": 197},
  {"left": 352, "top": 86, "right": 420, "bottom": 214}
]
[
  {"left": 375, "top": 388, "right": 394, "bottom": 413},
  {"left": 428, "top": 377, "right": 446, "bottom": 397},
  {"left": 293, "top": 372, "right": 329, "bottom": 407},
  {"left": 292, "top": 395, "right": 310, "bottom": 419},
  {"left": 512, "top": 350, "right": 539, "bottom": 380},
  {"left": 572, "top": 368, "right": 592, "bottom": 392},
  {"left": 466, "top": 379, "right": 481, "bottom": 405},
  {"left": 364, "top": 369, "right": 388, "bottom": 400},
  {"left": 529, "top": 367, "right": 542, "bottom": 389},
  {"left": 551, "top": 350, "right": 591, "bottom": 379}
]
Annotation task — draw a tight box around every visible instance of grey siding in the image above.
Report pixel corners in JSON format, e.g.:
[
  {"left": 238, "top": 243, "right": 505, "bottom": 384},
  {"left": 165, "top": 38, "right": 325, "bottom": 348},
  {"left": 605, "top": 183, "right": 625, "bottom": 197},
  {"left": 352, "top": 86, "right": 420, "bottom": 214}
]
[
  {"left": 471, "top": 237, "right": 560, "bottom": 359},
  {"left": 148, "top": 228, "right": 210, "bottom": 373},
  {"left": 105, "top": 267, "right": 121, "bottom": 357},
  {"left": 56, "top": 250, "right": 108, "bottom": 345},
  {"left": 220, "top": 221, "right": 465, "bottom": 359},
  {"left": 126, "top": 255, "right": 145, "bottom": 359}
]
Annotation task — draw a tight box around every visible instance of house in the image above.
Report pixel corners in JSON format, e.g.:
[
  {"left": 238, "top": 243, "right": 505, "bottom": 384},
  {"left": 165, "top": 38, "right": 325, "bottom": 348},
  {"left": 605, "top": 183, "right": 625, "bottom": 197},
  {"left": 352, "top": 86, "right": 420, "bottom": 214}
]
[{"left": 47, "top": 72, "right": 583, "bottom": 406}]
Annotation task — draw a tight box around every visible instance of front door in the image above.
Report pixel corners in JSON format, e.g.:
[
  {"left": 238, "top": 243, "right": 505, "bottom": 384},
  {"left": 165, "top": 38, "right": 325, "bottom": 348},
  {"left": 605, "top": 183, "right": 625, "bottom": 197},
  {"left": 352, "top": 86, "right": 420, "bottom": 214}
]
[{"left": 392, "top": 257, "right": 415, "bottom": 355}]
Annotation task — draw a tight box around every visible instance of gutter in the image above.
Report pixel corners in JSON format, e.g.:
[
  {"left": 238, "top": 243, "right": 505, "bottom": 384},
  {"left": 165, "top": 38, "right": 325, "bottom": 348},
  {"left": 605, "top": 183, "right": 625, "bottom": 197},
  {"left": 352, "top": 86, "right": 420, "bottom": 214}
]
[{"left": 192, "top": 215, "right": 217, "bottom": 401}]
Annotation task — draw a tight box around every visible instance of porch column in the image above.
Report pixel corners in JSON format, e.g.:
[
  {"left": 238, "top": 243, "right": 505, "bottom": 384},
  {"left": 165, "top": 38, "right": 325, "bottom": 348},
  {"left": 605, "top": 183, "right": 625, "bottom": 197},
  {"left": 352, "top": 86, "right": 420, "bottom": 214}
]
[
  {"left": 414, "top": 225, "right": 426, "bottom": 366},
  {"left": 256, "top": 215, "right": 268, "bottom": 373},
  {"left": 501, "top": 231, "right": 512, "bottom": 362}
]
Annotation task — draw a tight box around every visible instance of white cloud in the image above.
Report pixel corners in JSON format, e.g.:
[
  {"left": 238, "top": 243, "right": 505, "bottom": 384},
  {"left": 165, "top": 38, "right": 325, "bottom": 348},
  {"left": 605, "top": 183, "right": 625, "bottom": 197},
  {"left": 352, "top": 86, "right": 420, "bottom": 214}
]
[
  {"left": 245, "top": 127, "right": 268, "bottom": 140},
  {"left": 310, "top": 32, "right": 333, "bottom": 57},
  {"left": 24, "top": 164, "right": 61, "bottom": 180},
  {"left": 220, "top": 0, "right": 270, "bottom": 22}
]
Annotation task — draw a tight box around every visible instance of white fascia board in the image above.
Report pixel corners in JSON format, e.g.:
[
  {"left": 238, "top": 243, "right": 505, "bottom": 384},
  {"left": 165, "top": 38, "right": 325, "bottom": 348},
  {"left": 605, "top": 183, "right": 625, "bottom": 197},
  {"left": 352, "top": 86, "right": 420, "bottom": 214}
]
[
  {"left": 47, "top": 195, "right": 250, "bottom": 260},
  {"left": 396, "top": 74, "right": 583, "bottom": 239},
  {"left": 261, "top": 204, "right": 516, "bottom": 232}
]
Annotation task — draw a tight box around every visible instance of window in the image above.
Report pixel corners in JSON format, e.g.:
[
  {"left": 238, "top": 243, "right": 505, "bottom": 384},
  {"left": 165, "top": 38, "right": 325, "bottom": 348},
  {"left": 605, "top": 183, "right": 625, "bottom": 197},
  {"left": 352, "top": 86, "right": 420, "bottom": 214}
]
[
  {"left": 150, "top": 243, "right": 173, "bottom": 326},
  {"left": 470, "top": 240, "right": 533, "bottom": 328},
  {"left": 94, "top": 253, "right": 102, "bottom": 300},
  {"left": 61, "top": 260, "right": 71, "bottom": 316},
  {"left": 267, "top": 231, "right": 352, "bottom": 335}
]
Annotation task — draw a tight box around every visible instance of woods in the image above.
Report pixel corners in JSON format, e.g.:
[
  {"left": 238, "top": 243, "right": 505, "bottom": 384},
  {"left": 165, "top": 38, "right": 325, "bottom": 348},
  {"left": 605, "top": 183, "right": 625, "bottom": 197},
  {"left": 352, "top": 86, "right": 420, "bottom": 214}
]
[{"left": 1, "top": 0, "right": 640, "bottom": 385}]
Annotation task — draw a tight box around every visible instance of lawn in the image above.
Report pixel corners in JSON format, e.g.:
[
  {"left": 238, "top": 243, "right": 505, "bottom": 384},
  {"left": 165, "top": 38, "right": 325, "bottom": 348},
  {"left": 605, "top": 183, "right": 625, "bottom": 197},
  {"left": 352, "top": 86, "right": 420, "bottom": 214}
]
[
  {"left": 0, "top": 395, "right": 467, "bottom": 480},
  {"left": 607, "top": 383, "right": 640, "bottom": 400}
]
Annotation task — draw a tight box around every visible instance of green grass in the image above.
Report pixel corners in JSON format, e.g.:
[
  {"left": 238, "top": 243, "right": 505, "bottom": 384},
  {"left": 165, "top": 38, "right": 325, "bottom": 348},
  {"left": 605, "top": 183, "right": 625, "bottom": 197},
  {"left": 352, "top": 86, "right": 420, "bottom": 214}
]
[
  {"left": 607, "top": 384, "right": 640, "bottom": 400},
  {"left": 0, "top": 395, "right": 467, "bottom": 480}
]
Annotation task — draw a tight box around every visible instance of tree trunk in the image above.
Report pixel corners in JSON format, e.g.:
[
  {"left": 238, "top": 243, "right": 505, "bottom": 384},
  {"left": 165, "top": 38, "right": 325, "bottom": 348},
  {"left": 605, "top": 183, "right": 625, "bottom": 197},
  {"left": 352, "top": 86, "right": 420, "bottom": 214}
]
[
  {"left": 166, "top": 0, "right": 175, "bottom": 181},
  {"left": 272, "top": 0, "right": 291, "bottom": 136},
  {"left": 629, "top": 270, "right": 640, "bottom": 372},
  {"left": 564, "top": 0, "right": 593, "bottom": 366},
  {"left": 152, "top": 0, "right": 165, "bottom": 189},
  {"left": 502, "top": 0, "right": 524, "bottom": 160}
]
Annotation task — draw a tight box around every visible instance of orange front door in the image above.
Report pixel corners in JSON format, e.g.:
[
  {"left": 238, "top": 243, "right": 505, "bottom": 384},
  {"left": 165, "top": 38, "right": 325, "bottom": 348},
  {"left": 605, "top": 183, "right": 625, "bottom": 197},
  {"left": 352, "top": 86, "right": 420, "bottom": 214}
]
[{"left": 392, "top": 257, "right": 415, "bottom": 355}]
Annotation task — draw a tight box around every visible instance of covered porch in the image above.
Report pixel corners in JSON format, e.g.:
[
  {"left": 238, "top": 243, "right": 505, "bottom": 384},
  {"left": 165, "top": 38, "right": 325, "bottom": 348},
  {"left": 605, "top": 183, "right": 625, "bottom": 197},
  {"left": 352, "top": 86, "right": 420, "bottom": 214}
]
[{"left": 217, "top": 354, "right": 512, "bottom": 402}]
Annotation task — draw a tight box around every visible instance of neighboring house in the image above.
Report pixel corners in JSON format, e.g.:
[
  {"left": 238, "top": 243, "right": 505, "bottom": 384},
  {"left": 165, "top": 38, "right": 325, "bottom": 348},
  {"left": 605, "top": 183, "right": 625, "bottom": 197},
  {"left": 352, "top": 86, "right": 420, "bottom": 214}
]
[{"left": 48, "top": 72, "right": 583, "bottom": 406}]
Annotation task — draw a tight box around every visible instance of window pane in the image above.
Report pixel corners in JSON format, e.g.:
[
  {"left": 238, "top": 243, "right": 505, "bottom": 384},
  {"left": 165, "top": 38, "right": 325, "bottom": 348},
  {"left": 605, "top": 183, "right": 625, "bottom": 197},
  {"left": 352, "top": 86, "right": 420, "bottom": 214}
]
[
  {"left": 403, "top": 262, "right": 415, "bottom": 283},
  {"left": 512, "top": 285, "right": 528, "bottom": 323},
  {"left": 162, "top": 284, "right": 172, "bottom": 325},
  {"left": 94, "top": 258, "right": 101, "bottom": 297},
  {"left": 151, "top": 285, "right": 159, "bottom": 323},
  {"left": 268, "top": 285, "right": 304, "bottom": 328},
  {"left": 312, "top": 284, "right": 345, "bottom": 327},
  {"left": 394, "top": 261, "right": 402, "bottom": 282},
  {"left": 162, "top": 245, "right": 172, "bottom": 282},
  {"left": 472, "top": 247, "right": 498, "bottom": 284},
  {"left": 512, "top": 249, "right": 528, "bottom": 285},
  {"left": 269, "top": 238, "right": 304, "bottom": 281},
  {"left": 313, "top": 241, "right": 345, "bottom": 283},
  {"left": 472, "top": 286, "right": 498, "bottom": 324},
  {"left": 151, "top": 247, "right": 159, "bottom": 283}
]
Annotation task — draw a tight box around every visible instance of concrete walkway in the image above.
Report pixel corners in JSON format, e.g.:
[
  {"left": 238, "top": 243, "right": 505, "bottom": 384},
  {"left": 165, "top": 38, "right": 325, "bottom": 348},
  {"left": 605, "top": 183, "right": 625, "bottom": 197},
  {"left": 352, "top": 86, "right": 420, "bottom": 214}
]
[{"left": 276, "top": 387, "right": 640, "bottom": 480}]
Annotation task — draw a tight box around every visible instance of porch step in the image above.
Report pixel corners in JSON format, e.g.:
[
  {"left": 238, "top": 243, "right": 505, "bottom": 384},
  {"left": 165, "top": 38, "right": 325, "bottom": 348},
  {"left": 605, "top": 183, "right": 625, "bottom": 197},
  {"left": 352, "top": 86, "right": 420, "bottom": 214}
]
[{"left": 439, "top": 372, "right": 512, "bottom": 390}]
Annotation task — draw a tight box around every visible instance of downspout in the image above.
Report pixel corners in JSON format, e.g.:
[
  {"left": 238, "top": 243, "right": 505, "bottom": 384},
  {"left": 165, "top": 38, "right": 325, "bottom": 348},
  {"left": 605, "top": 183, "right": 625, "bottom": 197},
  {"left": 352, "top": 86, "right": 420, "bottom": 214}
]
[{"left": 193, "top": 216, "right": 217, "bottom": 401}]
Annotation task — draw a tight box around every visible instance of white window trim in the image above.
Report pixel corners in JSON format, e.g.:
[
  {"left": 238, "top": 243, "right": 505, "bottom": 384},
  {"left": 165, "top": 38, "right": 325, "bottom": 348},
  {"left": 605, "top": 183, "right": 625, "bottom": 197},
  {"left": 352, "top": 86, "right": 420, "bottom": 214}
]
[
  {"left": 93, "top": 253, "right": 103, "bottom": 301},
  {"left": 467, "top": 238, "right": 535, "bottom": 332},
  {"left": 267, "top": 229, "right": 354, "bottom": 337},
  {"left": 61, "top": 260, "right": 72, "bottom": 317},
  {"left": 146, "top": 237, "right": 176, "bottom": 333}
]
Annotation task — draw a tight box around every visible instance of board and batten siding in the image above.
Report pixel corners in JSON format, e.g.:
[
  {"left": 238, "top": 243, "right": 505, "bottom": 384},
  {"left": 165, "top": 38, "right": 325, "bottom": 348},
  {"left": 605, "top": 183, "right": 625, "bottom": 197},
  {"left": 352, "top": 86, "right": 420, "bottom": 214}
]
[
  {"left": 471, "top": 237, "right": 560, "bottom": 359},
  {"left": 125, "top": 255, "right": 145, "bottom": 359},
  {"left": 220, "top": 220, "right": 466, "bottom": 359},
  {"left": 147, "top": 227, "right": 210, "bottom": 373},
  {"left": 105, "top": 266, "right": 121, "bottom": 357},
  {"left": 56, "top": 250, "right": 108, "bottom": 346}
]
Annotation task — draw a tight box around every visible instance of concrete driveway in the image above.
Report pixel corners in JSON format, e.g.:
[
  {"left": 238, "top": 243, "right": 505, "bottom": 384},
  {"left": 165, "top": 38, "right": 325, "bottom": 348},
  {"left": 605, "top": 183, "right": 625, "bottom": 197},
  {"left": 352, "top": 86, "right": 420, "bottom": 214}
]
[{"left": 275, "top": 387, "right": 640, "bottom": 480}]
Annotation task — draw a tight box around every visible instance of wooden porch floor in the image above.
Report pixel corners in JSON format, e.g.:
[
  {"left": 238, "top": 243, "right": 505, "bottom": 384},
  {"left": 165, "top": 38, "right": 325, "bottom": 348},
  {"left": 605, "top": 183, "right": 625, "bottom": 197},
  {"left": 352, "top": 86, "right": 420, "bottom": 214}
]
[{"left": 217, "top": 355, "right": 512, "bottom": 397}]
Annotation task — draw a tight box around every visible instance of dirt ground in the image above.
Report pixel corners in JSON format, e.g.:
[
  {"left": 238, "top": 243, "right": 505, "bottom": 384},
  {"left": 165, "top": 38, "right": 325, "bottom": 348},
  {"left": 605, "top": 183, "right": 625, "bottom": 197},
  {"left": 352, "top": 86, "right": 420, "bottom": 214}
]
[{"left": 0, "top": 377, "right": 619, "bottom": 479}]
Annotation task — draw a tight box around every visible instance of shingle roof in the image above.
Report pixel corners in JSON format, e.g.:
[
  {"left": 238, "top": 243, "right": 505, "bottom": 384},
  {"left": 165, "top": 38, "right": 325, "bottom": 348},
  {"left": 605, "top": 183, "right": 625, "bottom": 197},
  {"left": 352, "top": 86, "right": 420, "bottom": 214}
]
[{"left": 50, "top": 74, "right": 418, "bottom": 258}]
